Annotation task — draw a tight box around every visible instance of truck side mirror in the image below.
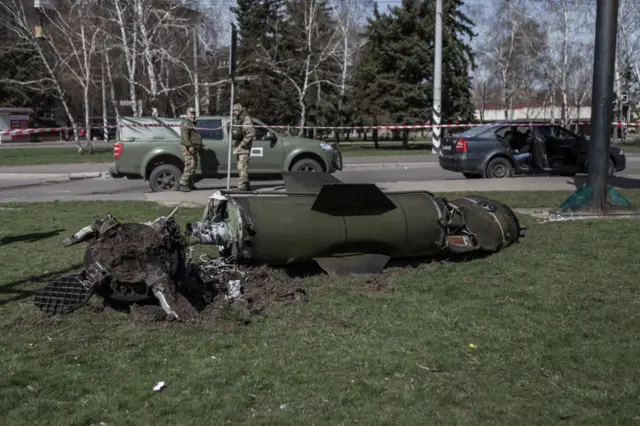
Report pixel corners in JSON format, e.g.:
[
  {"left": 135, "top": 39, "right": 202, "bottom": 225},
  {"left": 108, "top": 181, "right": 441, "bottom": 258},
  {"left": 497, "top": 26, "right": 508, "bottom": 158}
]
[{"left": 265, "top": 131, "right": 277, "bottom": 142}]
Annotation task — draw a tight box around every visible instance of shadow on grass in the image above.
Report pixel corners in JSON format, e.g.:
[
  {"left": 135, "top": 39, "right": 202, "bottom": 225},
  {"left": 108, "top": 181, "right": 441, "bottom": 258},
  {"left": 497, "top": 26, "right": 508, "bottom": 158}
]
[
  {"left": 273, "top": 251, "right": 496, "bottom": 279},
  {"left": 0, "top": 229, "right": 65, "bottom": 246},
  {"left": 0, "top": 263, "right": 83, "bottom": 306}
]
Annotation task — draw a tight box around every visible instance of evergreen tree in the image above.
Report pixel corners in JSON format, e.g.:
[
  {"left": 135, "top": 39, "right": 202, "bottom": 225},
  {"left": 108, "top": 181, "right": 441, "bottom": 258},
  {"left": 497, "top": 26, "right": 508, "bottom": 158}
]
[
  {"left": 232, "top": 0, "right": 297, "bottom": 124},
  {"left": 349, "top": 0, "right": 476, "bottom": 147},
  {"left": 441, "top": 0, "right": 476, "bottom": 123}
]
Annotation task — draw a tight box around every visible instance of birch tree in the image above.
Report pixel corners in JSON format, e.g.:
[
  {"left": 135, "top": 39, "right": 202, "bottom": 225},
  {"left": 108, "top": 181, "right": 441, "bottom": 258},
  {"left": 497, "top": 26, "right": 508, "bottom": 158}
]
[
  {"left": 0, "top": 0, "right": 83, "bottom": 150},
  {"left": 476, "top": 0, "right": 546, "bottom": 120},
  {"left": 329, "top": 0, "right": 371, "bottom": 136},
  {"left": 256, "top": 0, "right": 341, "bottom": 133},
  {"left": 38, "top": 0, "right": 107, "bottom": 152}
]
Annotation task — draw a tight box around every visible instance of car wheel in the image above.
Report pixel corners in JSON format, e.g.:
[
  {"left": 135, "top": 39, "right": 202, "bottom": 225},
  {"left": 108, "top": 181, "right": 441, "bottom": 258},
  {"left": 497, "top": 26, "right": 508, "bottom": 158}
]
[
  {"left": 584, "top": 158, "right": 616, "bottom": 177},
  {"left": 485, "top": 157, "right": 514, "bottom": 179},
  {"left": 149, "top": 164, "right": 181, "bottom": 192},
  {"left": 291, "top": 158, "right": 323, "bottom": 172},
  {"left": 463, "top": 172, "right": 483, "bottom": 179},
  {"left": 608, "top": 158, "right": 616, "bottom": 177}
]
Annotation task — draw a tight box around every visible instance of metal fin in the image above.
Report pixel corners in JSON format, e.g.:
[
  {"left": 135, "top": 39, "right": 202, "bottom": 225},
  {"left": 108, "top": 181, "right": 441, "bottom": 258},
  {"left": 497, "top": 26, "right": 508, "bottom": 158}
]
[
  {"left": 311, "top": 183, "right": 397, "bottom": 216},
  {"left": 313, "top": 254, "right": 391, "bottom": 277},
  {"left": 281, "top": 171, "right": 343, "bottom": 193}
]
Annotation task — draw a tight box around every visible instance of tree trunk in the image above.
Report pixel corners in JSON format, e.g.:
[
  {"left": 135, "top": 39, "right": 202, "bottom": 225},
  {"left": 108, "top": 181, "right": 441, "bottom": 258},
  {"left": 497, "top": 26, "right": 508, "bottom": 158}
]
[
  {"left": 373, "top": 118, "right": 379, "bottom": 149},
  {"left": 101, "top": 58, "right": 108, "bottom": 141},
  {"left": 105, "top": 53, "right": 120, "bottom": 121},
  {"left": 402, "top": 129, "right": 409, "bottom": 149},
  {"left": 84, "top": 83, "right": 94, "bottom": 154}
]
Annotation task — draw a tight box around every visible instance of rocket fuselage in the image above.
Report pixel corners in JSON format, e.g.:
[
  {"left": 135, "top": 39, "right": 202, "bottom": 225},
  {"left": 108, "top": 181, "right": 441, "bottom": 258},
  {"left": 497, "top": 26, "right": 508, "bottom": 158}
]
[
  {"left": 191, "top": 184, "right": 522, "bottom": 277},
  {"left": 186, "top": 174, "right": 523, "bottom": 276},
  {"left": 231, "top": 192, "right": 449, "bottom": 264}
]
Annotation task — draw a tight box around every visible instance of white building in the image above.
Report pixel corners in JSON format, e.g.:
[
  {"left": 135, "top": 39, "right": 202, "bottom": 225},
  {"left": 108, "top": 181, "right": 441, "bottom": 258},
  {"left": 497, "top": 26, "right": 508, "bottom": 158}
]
[{"left": 475, "top": 104, "right": 593, "bottom": 122}]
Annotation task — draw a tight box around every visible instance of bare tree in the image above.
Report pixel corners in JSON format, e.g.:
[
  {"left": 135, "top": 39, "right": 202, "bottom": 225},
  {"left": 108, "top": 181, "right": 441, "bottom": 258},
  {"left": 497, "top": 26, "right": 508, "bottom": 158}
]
[
  {"left": 39, "top": 0, "right": 108, "bottom": 152},
  {"left": 329, "top": 0, "right": 371, "bottom": 130},
  {"left": 256, "top": 0, "right": 341, "bottom": 133},
  {"left": 0, "top": 0, "right": 84, "bottom": 150},
  {"left": 475, "top": 0, "right": 546, "bottom": 120}
]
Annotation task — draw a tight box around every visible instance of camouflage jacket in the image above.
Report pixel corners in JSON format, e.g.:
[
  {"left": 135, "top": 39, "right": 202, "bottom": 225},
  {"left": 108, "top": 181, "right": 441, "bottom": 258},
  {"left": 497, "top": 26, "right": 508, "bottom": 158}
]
[
  {"left": 180, "top": 118, "right": 202, "bottom": 148},
  {"left": 233, "top": 112, "right": 255, "bottom": 155}
]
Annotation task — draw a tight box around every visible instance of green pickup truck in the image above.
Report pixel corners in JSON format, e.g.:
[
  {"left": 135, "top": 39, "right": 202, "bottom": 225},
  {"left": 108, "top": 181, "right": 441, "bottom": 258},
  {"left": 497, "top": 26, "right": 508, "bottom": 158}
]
[{"left": 108, "top": 115, "right": 343, "bottom": 191}]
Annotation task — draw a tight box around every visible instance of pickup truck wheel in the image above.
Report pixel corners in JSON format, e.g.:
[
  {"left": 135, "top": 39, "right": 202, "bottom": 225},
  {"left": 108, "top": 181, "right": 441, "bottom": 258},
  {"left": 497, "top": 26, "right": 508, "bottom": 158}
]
[
  {"left": 149, "top": 164, "right": 181, "bottom": 192},
  {"left": 291, "top": 158, "right": 323, "bottom": 172}
]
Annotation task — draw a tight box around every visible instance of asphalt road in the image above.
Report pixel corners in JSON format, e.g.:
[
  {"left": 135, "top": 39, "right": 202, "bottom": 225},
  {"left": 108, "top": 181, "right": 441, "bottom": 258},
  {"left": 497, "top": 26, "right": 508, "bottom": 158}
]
[
  {"left": 0, "top": 166, "right": 461, "bottom": 203},
  {"left": 1, "top": 155, "right": 640, "bottom": 204}
]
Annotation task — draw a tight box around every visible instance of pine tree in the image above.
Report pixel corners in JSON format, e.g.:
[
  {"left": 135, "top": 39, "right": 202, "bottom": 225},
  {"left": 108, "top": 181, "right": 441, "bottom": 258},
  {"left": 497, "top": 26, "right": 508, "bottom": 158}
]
[
  {"left": 441, "top": 0, "right": 477, "bottom": 123},
  {"left": 232, "top": 0, "right": 297, "bottom": 124},
  {"left": 349, "top": 0, "right": 477, "bottom": 147}
]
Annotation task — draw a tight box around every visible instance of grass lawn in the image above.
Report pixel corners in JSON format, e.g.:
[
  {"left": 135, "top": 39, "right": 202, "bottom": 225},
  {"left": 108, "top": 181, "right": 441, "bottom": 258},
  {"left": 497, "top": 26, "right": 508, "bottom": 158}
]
[
  {"left": 0, "top": 147, "right": 114, "bottom": 167},
  {"left": 2, "top": 195, "right": 640, "bottom": 425}
]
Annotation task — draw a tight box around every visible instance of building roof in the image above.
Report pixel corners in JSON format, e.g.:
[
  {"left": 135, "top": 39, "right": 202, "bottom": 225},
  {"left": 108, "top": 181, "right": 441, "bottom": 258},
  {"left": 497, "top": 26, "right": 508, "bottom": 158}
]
[{"left": 0, "top": 107, "right": 33, "bottom": 114}]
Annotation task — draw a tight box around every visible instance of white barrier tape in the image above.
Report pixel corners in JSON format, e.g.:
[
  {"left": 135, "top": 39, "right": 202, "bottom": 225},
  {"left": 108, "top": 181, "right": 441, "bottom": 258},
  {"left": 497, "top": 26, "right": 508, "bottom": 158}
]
[{"left": 1, "top": 121, "right": 639, "bottom": 136}]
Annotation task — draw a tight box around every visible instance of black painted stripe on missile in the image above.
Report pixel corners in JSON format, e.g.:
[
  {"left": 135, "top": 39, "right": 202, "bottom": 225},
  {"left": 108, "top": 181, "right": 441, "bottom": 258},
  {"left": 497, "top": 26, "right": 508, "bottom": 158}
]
[
  {"left": 311, "top": 183, "right": 397, "bottom": 216},
  {"left": 282, "top": 171, "right": 344, "bottom": 193}
]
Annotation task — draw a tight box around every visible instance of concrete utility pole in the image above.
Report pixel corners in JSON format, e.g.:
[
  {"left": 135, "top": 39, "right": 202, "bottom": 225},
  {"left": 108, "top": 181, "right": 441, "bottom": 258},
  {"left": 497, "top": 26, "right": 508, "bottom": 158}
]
[
  {"left": 431, "top": 0, "right": 443, "bottom": 154},
  {"left": 226, "top": 23, "right": 238, "bottom": 191},
  {"left": 588, "top": 0, "right": 619, "bottom": 212}
]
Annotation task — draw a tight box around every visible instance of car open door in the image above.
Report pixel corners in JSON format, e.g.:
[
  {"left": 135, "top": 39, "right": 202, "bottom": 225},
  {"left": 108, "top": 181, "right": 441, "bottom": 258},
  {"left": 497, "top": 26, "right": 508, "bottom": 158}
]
[{"left": 537, "top": 125, "right": 581, "bottom": 173}]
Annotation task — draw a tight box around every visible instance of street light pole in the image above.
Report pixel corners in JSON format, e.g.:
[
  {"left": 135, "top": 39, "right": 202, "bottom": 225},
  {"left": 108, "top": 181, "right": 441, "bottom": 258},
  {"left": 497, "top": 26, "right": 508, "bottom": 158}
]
[
  {"left": 588, "top": 0, "right": 619, "bottom": 212},
  {"left": 431, "top": 0, "right": 443, "bottom": 154},
  {"left": 226, "top": 23, "right": 238, "bottom": 191}
]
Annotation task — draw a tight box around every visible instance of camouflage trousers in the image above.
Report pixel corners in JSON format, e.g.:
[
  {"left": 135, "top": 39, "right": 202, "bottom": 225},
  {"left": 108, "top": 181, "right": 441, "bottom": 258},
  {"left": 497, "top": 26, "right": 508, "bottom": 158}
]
[
  {"left": 236, "top": 153, "right": 250, "bottom": 190},
  {"left": 180, "top": 145, "right": 199, "bottom": 186}
]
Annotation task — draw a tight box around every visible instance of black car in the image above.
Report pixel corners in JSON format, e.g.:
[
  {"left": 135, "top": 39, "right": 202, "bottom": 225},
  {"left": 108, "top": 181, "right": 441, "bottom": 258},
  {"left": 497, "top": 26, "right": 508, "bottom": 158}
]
[{"left": 438, "top": 122, "right": 627, "bottom": 179}]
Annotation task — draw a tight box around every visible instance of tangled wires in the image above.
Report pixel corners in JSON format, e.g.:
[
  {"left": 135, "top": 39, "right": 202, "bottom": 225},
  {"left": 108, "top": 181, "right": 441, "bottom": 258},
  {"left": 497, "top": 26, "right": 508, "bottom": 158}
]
[{"left": 197, "top": 254, "right": 245, "bottom": 284}]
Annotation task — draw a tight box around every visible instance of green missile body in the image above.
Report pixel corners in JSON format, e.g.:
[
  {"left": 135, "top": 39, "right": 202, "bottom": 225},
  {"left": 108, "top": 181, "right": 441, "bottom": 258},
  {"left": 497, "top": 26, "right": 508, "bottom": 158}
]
[{"left": 186, "top": 172, "right": 524, "bottom": 276}]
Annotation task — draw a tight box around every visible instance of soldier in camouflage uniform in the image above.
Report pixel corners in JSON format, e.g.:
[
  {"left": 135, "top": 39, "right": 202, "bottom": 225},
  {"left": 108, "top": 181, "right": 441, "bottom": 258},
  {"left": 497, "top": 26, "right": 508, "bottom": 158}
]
[
  {"left": 232, "top": 103, "right": 255, "bottom": 191},
  {"left": 179, "top": 107, "right": 203, "bottom": 192}
]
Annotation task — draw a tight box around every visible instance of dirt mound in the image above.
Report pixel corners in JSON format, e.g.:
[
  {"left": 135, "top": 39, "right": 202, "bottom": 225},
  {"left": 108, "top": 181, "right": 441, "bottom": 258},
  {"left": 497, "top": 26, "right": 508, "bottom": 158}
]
[
  {"left": 125, "top": 264, "right": 309, "bottom": 331},
  {"left": 87, "top": 223, "right": 177, "bottom": 296},
  {"left": 60, "top": 221, "right": 431, "bottom": 332}
]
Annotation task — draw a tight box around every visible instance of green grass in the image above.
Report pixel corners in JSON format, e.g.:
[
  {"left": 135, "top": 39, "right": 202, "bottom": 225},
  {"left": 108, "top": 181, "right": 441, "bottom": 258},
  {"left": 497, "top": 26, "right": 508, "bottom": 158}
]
[
  {"left": 619, "top": 143, "right": 640, "bottom": 153},
  {"left": 439, "top": 190, "right": 640, "bottom": 209},
  {"left": 2, "top": 196, "right": 640, "bottom": 425},
  {"left": 0, "top": 147, "right": 113, "bottom": 167}
]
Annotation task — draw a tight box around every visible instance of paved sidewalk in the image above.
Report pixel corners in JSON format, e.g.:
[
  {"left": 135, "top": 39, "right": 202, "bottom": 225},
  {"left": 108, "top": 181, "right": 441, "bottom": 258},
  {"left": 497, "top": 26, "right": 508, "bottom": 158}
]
[{"left": 143, "top": 175, "right": 640, "bottom": 206}]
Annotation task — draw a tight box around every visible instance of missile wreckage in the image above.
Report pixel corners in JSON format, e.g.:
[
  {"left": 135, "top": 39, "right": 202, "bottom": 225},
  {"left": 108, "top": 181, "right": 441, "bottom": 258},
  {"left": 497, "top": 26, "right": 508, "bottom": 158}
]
[{"left": 33, "top": 172, "right": 525, "bottom": 319}]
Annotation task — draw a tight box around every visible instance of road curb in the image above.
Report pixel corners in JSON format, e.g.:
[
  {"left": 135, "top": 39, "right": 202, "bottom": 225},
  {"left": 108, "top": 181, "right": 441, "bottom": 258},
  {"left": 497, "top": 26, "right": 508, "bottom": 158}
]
[
  {"left": 68, "top": 171, "right": 105, "bottom": 179},
  {"left": 0, "top": 171, "right": 108, "bottom": 181},
  {"left": 342, "top": 162, "right": 436, "bottom": 170}
]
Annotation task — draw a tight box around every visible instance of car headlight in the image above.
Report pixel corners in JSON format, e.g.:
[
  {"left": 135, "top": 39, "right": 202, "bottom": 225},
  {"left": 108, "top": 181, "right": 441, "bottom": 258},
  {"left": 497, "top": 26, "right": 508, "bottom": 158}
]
[{"left": 319, "top": 142, "right": 333, "bottom": 151}]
